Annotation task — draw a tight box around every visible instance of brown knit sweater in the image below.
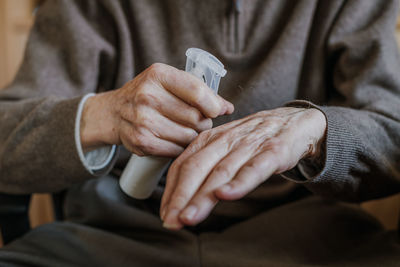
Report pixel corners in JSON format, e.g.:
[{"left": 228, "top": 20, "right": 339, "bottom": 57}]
[{"left": 0, "top": 0, "right": 400, "bottom": 207}]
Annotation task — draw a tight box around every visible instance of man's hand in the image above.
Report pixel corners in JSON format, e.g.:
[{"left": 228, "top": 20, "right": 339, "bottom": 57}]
[
  {"left": 79, "top": 63, "right": 234, "bottom": 155},
  {"left": 160, "top": 107, "right": 326, "bottom": 230}
]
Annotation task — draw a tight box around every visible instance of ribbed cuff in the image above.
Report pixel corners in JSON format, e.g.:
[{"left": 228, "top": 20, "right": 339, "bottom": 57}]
[{"left": 282, "top": 100, "right": 363, "bottom": 199}]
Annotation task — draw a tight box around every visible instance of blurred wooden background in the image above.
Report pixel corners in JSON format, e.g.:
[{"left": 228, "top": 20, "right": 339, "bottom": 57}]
[
  {"left": 0, "top": 0, "right": 54, "bottom": 235},
  {"left": 0, "top": 0, "right": 399, "bottom": 246}
]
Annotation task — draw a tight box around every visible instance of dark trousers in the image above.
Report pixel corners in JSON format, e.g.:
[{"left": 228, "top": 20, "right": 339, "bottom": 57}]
[{"left": 0, "top": 177, "right": 399, "bottom": 267}]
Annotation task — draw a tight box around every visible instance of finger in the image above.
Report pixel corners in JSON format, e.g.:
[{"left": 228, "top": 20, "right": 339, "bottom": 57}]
[
  {"left": 179, "top": 192, "right": 218, "bottom": 226},
  {"left": 120, "top": 103, "right": 199, "bottom": 147},
  {"left": 160, "top": 136, "right": 207, "bottom": 215},
  {"left": 139, "top": 109, "right": 199, "bottom": 147},
  {"left": 215, "top": 151, "right": 279, "bottom": 201},
  {"left": 153, "top": 63, "right": 232, "bottom": 118},
  {"left": 120, "top": 120, "right": 184, "bottom": 157},
  {"left": 160, "top": 118, "right": 248, "bottom": 217},
  {"left": 154, "top": 88, "right": 213, "bottom": 132},
  {"left": 162, "top": 211, "right": 185, "bottom": 231},
  {"left": 161, "top": 119, "right": 246, "bottom": 218},
  {"left": 162, "top": 137, "right": 231, "bottom": 228},
  {"left": 165, "top": 136, "right": 231, "bottom": 210},
  {"left": 179, "top": 146, "right": 255, "bottom": 225},
  {"left": 160, "top": 141, "right": 203, "bottom": 230}
]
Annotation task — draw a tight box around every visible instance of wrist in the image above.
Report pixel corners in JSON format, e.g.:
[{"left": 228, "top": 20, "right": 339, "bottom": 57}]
[
  {"left": 80, "top": 91, "right": 120, "bottom": 151},
  {"left": 303, "top": 108, "right": 327, "bottom": 161}
]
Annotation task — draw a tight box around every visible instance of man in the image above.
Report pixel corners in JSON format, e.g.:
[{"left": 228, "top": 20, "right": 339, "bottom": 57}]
[{"left": 0, "top": 0, "right": 399, "bottom": 266}]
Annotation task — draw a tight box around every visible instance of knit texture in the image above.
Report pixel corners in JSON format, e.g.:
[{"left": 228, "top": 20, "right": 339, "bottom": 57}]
[{"left": 0, "top": 0, "right": 399, "bottom": 205}]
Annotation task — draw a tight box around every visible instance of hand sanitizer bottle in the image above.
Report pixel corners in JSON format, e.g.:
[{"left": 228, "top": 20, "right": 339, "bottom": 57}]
[{"left": 119, "top": 48, "right": 227, "bottom": 199}]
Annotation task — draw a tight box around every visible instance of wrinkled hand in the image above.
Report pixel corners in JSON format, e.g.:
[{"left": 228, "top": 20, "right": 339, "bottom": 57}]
[
  {"left": 80, "top": 63, "right": 234, "bottom": 155},
  {"left": 160, "top": 107, "right": 326, "bottom": 230}
]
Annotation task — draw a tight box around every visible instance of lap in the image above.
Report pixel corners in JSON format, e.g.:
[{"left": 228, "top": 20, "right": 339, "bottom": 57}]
[
  {"left": 0, "top": 221, "right": 200, "bottom": 267},
  {"left": 201, "top": 197, "right": 400, "bottom": 266},
  {"left": 0, "top": 177, "right": 399, "bottom": 266}
]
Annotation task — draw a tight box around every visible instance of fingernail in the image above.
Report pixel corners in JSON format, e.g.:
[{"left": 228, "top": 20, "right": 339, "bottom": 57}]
[
  {"left": 162, "top": 222, "right": 182, "bottom": 230},
  {"left": 180, "top": 205, "right": 197, "bottom": 221},
  {"left": 220, "top": 184, "right": 232, "bottom": 193},
  {"left": 160, "top": 205, "right": 167, "bottom": 221},
  {"left": 162, "top": 209, "right": 181, "bottom": 230}
]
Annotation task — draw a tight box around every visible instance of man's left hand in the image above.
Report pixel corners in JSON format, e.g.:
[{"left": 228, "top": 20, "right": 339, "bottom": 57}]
[{"left": 160, "top": 107, "right": 326, "bottom": 230}]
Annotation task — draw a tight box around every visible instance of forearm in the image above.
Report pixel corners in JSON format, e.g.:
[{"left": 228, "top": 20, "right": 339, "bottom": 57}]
[{"left": 0, "top": 0, "right": 121, "bottom": 193}]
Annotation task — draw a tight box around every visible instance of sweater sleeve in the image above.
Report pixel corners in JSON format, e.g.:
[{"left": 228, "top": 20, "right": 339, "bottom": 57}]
[
  {"left": 0, "top": 0, "right": 117, "bottom": 194},
  {"left": 284, "top": 0, "right": 400, "bottom": 202}
]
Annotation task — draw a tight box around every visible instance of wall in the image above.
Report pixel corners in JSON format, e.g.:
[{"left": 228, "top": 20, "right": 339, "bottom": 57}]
[
  {"left": 0, "top": 0, "right": 54, "bottom": 233},
  {"left": 0, "top": 0, "right": 35, "bottom": 88}
]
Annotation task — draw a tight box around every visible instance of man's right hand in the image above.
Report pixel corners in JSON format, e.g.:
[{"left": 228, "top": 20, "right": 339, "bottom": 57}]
[{"left": 79, "top": 63, "right": 234, "bottom": 156}]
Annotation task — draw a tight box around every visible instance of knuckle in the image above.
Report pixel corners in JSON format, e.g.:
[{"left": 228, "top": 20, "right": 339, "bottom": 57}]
[
  {"left": 221, "top": 129, "right": 235, "bottom": 140},
  {"left": 182, "top": 158, "right": 201, "bottom": 173},
  {"left": 243, "top": 160, "right": 264, "bottom": 179},
  {"left": 243, "top": 161, "right": 258, "bottom": 172},
  {"left": 213, "top": 164, "right": 231, "bottom": 178},
  {"left": 132, "top": 109, "right": 148, "bottom": 125},
  {"left": 208, "top": 130, "right": 231, "bottom": 146},
  {"left": 179, "top": 163, "right": 192, "bottom": 176},
  {"left": 135, "top": 84, "right": 147, "bottom": 95},
  {"left": 124, "top": 131, "right": 146, "bottom": 156},
  {"left": 140, "top": 142, "right": 157, "bottom": 155},
  {"left": 197, "top": 130, "right": 212, "bottom": 142},
  {"left": 188, "top": 108, "right": 203, "bottom": 124},
  {"left": 138, "top": 138, "right": 158, "bottom": 155},
  {"left": 185, "top": 140, "right": 203, "bottom": 154},
  {"left": 145, "top": 63, "right": 168, "bottom": 82},
  {"left": 134, "top": 87, "right": 155, "bottom": 107},
  {"left": 147, "top": 63, "right": 165, "bottom": 75},
  {"left": 140, "top": 114, "right": 156, "bottom": 131},
  {"left": 132, "top": 133, "right": 151, "bottom": 151}
]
